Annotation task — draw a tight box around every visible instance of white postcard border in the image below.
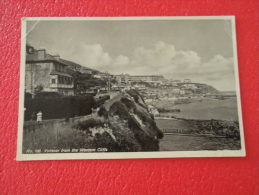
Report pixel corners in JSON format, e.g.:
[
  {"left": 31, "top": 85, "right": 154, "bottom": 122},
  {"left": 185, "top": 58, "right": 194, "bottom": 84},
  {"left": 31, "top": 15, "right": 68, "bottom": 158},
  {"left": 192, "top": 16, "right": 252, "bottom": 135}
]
[{"left": 17, "top": 16, "right": 246, "bottom": 161}]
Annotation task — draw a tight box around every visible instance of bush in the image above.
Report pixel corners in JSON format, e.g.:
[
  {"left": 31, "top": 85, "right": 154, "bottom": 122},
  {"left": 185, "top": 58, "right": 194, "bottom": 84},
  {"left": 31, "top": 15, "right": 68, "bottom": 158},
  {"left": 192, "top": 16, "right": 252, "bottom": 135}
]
[
  {"left": 24, "top": 95, "right": 95, "bottom": 120},
  {"left": 34, "top": 91, "right": 62, "bottom": 98},
  {"left": 74, "top": 118, "right": 104, "bottom": 130},
  {"left": 25, "top": 92, "right": 32, "bottom": 100},
  {"left": 97, "top": 105, "right": 108, "bottom": 119},
  {"left": 109, "top": 101, "right": 131, "bottom": 120}
]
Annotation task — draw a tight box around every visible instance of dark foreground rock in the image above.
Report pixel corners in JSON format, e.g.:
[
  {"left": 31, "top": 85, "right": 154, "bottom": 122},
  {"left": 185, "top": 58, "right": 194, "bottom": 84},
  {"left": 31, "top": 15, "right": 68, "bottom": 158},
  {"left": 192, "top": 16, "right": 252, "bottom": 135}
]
[{"left": 76, "top": 89, "right": 164, "bottom": 152}]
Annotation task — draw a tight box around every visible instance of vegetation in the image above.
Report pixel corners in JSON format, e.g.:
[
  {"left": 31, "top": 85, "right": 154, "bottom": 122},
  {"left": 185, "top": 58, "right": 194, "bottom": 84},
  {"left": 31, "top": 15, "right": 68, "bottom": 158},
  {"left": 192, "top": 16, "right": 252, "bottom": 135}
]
[
  {"left": 23, "top": 122, "right": 95, "bottom": 152},
  {"left": 97, "top": 105, "right": 108, "bottom": 118},
  {"left": 108, "top": 96, "right": 163, "bottom": 151},
  {"left": 109, "top": 101, "right": 131, "bottom": 120},
  {"left": 24, "top": 95, "right": 95, "bottom": 120},
  {"left": 74, "top": 117, "right": 104, "bottom": 132},
  {"left": 23, "top": 89, "right": 165, "bottom": 152},
  {"left": 34, "top": 91, "right": 62, "bottom": 98},
  {"left": 69, "top": 71, "right": 107, "bottom": 90},
  {"left": 34, "top": 84, "right": 44, "bottom": 93},
  {"left": 177, "top": 83, "right": 220, "bottom": 94}
]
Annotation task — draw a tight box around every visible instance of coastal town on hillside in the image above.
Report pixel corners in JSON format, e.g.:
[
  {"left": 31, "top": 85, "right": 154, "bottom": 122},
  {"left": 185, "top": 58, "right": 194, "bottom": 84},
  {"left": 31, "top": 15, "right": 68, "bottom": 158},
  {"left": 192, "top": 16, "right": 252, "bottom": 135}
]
[{"left": 25, "top": 43, "right": 233, "bottom": 100}]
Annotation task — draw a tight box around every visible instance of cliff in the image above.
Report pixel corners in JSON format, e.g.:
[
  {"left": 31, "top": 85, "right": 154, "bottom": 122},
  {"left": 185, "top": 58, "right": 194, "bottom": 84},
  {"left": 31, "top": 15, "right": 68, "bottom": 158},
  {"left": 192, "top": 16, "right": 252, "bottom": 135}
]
[
  {"left": 75, "top": 89, "right": 164, "bottom": 152},
  {"left": 178, "top": 83, "right": 220, "bottom": 94}
]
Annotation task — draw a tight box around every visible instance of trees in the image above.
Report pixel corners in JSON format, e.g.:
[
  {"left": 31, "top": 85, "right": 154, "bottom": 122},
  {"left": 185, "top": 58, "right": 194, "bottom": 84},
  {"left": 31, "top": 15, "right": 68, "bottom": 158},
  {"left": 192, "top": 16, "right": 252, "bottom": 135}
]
[{"left": 70, "top": 71, "right": 107, "bottom": 90}]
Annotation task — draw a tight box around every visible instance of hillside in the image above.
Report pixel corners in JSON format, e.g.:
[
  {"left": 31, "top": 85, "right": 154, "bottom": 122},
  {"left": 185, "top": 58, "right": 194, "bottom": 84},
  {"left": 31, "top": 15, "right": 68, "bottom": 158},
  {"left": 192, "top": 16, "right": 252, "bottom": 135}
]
[
  {"left": 196, "top": 83, "right": 220, "bottom": 94},
  {"left": 178, "top": 83, "right": 220, "bottom": 94}
]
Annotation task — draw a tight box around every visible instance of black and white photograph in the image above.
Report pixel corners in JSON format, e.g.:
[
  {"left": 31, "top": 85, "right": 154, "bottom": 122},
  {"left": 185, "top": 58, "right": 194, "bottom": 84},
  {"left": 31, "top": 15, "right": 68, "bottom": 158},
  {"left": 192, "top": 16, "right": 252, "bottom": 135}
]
[{"left": 17, "top": 17, "right": 245, "bottom": 160}]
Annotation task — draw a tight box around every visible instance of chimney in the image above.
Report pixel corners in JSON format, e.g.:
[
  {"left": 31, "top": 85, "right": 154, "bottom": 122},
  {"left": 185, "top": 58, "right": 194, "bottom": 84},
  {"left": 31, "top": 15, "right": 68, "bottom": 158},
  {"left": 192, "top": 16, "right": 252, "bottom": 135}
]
[
  {"left": 37, "top": 47, "right": 46, "bottom": 60},
  {"left": 53, "top": 54, "right": 60, "bottom": 61}
]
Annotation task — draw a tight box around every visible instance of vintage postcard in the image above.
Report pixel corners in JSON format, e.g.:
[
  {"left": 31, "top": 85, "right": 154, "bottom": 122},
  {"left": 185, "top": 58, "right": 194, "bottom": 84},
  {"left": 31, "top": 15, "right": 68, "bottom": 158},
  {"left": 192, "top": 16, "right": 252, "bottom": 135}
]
[{"left": 17, "top": 16, "right": 245, "bottom": 160}]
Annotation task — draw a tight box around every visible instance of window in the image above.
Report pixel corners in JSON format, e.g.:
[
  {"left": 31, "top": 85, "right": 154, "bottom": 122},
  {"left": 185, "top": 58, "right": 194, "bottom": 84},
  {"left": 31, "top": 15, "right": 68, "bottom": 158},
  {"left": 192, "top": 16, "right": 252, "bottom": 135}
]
[{"left": 51, "top": 79, "right": 56, "bottom": 84}]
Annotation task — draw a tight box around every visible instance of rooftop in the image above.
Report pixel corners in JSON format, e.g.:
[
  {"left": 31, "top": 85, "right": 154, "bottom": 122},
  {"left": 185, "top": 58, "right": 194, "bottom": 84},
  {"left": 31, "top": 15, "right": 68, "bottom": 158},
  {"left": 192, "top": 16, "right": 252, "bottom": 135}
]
[{"left": 26, "top": 44, "right": 97, "bottom": 72}]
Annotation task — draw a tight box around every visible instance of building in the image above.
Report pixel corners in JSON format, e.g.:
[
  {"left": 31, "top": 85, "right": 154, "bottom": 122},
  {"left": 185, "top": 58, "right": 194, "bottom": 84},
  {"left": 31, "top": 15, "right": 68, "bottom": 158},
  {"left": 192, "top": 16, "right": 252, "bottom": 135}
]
[
  {"left": 25, "top": 43, "right": 74, "bottom": 96},
  {"left": 183, "top": 79, "right": 191, "bottom": 83},
  {"left": 115, "top": 74, "right": 164, "bottom": 85},
  {"left": 131, "top": 75, "right": 164, "bottom": 85},
  {"left": 172, "top": 88, "right": 181, "bottom": 94},
  {"left": 170, "top": 80, "right": 181, "bottom": 87},
  {"left": 114, "top": 74, "right": 132, "bottom": 84},
  {"left": 111, "top": 84, "right": 131, "bottom": 91},
  {"left": 182, "top": 83, "right": 197, "bottom": 90},
  {"left": 133, "top": 84, "right": 146, "bottom": 91},
  {"left": 93, "top": 71, "right": 113, "bottom": 81},
  {"left": 180, "top": 89, "right": 185, "bottom": 95},
  {"left": 80, "top": 68, "right": 93, "bottom": 74},
  {"left": 184, "top": 89, "right": 193, "bottom": 96}
]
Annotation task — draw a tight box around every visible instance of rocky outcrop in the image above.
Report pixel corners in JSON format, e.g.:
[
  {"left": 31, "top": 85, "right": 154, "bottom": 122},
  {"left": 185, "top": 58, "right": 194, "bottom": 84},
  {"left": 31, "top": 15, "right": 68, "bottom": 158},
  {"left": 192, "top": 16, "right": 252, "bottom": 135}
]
[{"left": 76, "top": 89, "right": 164, "bottom": 152}]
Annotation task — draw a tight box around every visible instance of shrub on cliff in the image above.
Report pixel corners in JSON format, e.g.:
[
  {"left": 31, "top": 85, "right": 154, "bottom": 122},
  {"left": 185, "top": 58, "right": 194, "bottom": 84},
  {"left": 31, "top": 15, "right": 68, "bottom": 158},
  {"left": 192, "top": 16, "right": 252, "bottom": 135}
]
[
  {"left": 107, "top": 95, "right": 164, "bottom": 151},
  {"left": 108, "top": 121, "right": 142, "bottom": 152},
  {"left": 97, "top": 105, "right": 108, "bottom": 119},
  {"left": 74, "top": 118, "right": 104, "bottom": 131},
  {"left": 93, "top": 131, "right": 119, "bottom": 152},
  {"left": 109, "top": 101, "right": 131, "bottom": 120},
  {"left": 135, "top": 110, "right": 163, "bottom": 139},
  {"left": 134, "top": 130, "right": 159, "bottom": 151}
]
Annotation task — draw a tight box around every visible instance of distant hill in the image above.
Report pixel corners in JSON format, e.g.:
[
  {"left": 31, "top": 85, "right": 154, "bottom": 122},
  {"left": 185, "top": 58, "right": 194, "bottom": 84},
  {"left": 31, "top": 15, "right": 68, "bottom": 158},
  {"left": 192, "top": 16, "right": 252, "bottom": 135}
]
[
  {"left": 197, "top": 84, "right": 220, "bottom": 94},
  {"left": 178, "top": 83, "right": 220, "bottom": 94}
]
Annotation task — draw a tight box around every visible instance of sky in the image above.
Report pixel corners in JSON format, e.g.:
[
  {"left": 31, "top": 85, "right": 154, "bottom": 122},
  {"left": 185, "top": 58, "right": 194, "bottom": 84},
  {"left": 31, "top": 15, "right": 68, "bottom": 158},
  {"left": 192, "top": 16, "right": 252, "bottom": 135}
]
[{"left": 26, "top": 18, "right": 237, "bottom": 91}]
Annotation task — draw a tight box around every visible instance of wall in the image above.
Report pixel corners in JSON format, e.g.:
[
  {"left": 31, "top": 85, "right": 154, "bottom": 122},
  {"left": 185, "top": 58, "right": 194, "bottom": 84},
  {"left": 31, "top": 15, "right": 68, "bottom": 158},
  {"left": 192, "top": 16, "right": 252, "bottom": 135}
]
[{"left": 25, "top": 62, "right": 52, "bottom": 93}]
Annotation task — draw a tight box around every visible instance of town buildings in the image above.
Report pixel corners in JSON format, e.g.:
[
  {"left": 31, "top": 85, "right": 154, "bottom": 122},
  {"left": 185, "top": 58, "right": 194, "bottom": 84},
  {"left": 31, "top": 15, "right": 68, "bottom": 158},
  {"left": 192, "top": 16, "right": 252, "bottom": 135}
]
[
  {"left": 25, "top": 43, "right": 74, "bottom": 96},
  {"left": 94, "top": 71, "right": 112, "bottom": 79},
  {"left": 115, "top": 74, "right": 164, "bottom": 85}
]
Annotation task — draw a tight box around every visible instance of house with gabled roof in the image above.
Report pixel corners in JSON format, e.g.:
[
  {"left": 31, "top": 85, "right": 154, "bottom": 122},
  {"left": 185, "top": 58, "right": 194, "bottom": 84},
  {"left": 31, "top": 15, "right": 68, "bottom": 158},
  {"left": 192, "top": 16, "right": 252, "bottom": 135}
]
[{"left": 25, "top": 43, "right": 74, "bottom": 96}]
